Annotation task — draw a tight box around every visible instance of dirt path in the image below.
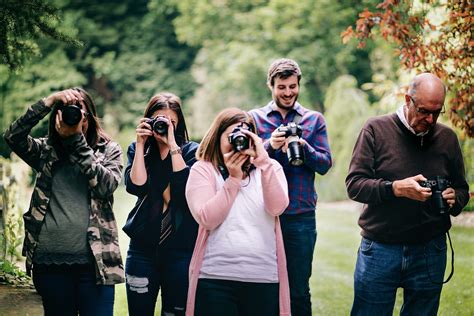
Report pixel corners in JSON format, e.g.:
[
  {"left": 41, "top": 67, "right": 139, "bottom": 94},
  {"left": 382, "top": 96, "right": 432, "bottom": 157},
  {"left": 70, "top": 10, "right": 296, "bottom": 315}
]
[{"left": 0, "top": 284, "right": 42, "bottom": 315}]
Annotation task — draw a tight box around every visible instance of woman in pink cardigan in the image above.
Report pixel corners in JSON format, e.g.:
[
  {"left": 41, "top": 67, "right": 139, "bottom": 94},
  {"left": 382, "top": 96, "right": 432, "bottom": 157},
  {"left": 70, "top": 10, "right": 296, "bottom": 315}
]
[{"left": 185, "top": 108, "right": 291, "bottom": 316}]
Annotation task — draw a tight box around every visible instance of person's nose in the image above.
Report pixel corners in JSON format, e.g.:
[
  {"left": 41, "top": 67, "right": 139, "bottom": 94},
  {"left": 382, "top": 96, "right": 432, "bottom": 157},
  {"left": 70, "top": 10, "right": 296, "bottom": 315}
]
[{"left": 425, "top": 113, "right": 434, "bottom": 123}]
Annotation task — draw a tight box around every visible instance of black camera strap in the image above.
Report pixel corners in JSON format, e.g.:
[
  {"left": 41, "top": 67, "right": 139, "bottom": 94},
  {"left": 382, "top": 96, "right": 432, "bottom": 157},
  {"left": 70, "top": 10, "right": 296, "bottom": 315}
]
[{"left": 424, "top": 230, "right": 454, "bottom": 284}]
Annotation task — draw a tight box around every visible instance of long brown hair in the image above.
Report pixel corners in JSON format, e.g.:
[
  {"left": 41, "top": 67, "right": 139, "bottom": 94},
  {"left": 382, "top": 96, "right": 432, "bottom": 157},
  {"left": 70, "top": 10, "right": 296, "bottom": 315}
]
[
  {"left": 48, "top": 87, "right": 110, "bottom": 149},
  {"left": 143, "top": 92, "right": 189, "bottom": 146},
  {"left": 197, "top": 108, "right": 255, "bottom": 171}
]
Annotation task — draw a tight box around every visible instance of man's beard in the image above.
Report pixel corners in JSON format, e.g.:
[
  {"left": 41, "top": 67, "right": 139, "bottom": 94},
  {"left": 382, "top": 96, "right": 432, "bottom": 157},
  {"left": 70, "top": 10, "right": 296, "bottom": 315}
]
[{"left": 274, "top": 94, "right": 298, "bottom": 110}]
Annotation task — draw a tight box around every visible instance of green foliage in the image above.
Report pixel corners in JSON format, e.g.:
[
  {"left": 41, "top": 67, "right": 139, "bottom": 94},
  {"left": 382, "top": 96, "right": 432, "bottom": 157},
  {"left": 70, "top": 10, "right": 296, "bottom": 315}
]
[
  {"left": 0, "top": 0, "right": 82, "bottom": 71},
  {"left": 0, "top": 157, "right": 27, "bottom": 262},
  {"left": 316, "top": 75, "right": 374, "bottom": 201},
  {"left": 0, "top": 259, "right": 31, "bottom": 286},
  {"left": 173, "top": 0, "right": 378, "bottom": 116}
]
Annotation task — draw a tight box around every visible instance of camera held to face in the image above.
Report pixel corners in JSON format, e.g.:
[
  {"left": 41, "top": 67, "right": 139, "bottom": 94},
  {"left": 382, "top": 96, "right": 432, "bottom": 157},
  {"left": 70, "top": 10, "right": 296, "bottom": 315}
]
[
  {"left": 228, "top": 123, "right": 252, "bottom": 152},
  {"left": 277, "top": 122, "right": 304, "bottom": 166},
  {"left": 61, "top": 104, "right": 83, "bottom": 126},
  {"left": 419, "top": 176, "right": 451, "bottom": 214},
  {"left": 146, "top": 116, "right": 169, "bottom": 135}
]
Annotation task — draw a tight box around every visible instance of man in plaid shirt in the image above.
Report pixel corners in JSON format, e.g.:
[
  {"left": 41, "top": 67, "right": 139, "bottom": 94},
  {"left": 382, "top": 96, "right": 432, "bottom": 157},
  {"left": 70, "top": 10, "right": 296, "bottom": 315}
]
[{"left": 249, "top": 58, "right": 332, "bottom": 316}]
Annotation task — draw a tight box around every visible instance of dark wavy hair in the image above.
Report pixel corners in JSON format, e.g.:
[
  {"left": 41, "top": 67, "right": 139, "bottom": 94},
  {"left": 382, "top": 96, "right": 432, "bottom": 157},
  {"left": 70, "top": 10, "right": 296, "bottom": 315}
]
[
  {"left": 143, "top": 92, "right": 189, "bottom": 147},
  {"left": 48, "top": 87, "right": 110, "bottom": 150}
]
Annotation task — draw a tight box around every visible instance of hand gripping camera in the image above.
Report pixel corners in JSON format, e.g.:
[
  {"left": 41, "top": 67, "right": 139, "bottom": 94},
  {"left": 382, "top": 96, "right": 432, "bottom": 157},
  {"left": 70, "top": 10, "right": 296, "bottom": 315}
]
[
  {"left": 60, "top": 104, "right": 84, "bottom": 126},
  {"left": 419, "top": 176, "right": 452, "bottom": 214},
  {"left": 146, "top": 116, "right": 169, "bottom": 135},
  {"left": 277, "top": 122, "right": 304, "bottom": 166},
  {"left": 228, "top": 122, "right": 252, "bottom": 152}
]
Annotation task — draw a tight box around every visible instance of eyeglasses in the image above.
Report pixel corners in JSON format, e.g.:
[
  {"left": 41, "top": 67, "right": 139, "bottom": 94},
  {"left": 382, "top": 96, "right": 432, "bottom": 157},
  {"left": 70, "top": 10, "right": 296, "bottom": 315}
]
[{"left": 408, "top": 96, "right": 445, "bottom": 117}]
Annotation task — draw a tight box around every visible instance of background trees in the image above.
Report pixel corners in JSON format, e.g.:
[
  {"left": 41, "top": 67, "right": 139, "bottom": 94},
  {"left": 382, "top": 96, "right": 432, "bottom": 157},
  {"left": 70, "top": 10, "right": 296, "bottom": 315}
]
[
  {"left": 0, "top": 0, "right": 471, "bottom": 196},
  {"left": 342, "top": 0, "right": 473, "bottom": 137}
]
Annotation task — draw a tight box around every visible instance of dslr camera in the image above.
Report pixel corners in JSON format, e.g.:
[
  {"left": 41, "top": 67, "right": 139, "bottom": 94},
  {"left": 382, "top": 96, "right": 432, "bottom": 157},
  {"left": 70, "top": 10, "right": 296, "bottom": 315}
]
[
  {"left": 228, "top": 123, "right": 252, "bottom": 152},
  {"left": 419, "top": 176, "right": 451, "bottom": 214},
  {"left": 60, "top": 104, "right": 84, "bottom": 126},
  {"left": 146, "top": 116, "right": 169, "bottom": 135},
  {"left": 277, "top": 122, "right": 304, "bottom": 166}
]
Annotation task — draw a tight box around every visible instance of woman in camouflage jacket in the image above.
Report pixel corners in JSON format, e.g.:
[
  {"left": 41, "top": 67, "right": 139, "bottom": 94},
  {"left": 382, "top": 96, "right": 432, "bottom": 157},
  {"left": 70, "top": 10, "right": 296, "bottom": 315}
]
[{"left": 4, "top": 88, "right": 124, "bottom": 316}]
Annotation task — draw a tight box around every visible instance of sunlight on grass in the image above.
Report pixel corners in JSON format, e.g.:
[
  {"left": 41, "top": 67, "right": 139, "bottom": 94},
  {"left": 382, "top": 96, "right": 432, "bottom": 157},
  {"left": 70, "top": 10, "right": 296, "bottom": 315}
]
[
  {"left": 313, "top": 203, "right": 474, "bottom": 315},
  {"left": 111, "top": 188, "right": 473, "bottom": 315}
]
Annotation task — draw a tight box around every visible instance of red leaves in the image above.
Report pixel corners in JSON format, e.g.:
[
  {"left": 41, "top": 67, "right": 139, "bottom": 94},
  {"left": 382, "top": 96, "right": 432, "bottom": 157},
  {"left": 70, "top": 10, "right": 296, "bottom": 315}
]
[{"left": 340, "top": 0, "right": 474, "bottom": 137}]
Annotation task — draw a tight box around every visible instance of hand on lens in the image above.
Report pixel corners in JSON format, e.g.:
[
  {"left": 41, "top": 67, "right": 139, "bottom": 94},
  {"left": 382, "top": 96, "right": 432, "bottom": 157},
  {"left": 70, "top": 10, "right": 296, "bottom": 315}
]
[
  {"left": 136, "top": 118, "right": 153, "bottom": 144},
  {"left": 269, "top": 129, "right": 286, "bottom": 150},
  {"left": 223, "top": 151, "right": 248, "bottom": 180},
  {"left": 162, "top": 116, "right": 178, "bottom": 149},
  {"left": 55, "top": 109, "right": 83, "bottom": 138},
  {"left": 44, "top": 89, "right": 84, "bottom": 108},
  {"left": 240, "top": 129, "right": 265, "bottom": 159},
  {"left": 442, "top": 187, "right": 456, "bottom": 209},
  {"left": 392, "top": 174, "right": 432, "bottom": 201}
]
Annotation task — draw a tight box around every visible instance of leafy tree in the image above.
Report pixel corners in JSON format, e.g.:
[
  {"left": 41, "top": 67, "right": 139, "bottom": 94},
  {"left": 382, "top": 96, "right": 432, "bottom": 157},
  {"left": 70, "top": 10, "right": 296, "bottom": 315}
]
[
  {"left": 342, "top": 0, "right": 473, "bottom": 137},
  {"left": 173, "top": 0, "right": 379, "bottom": 117},
  {"left": 0, "top": 0, "right": 81, "bottom": 71},
  {"left": 317, "top": 75, "right": 374, "bottom": 201}
]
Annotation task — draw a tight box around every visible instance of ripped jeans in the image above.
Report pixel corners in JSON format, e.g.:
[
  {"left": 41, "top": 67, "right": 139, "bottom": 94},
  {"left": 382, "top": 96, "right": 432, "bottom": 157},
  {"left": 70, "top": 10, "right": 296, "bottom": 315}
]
[{"left": 125, "top": 242, "right": 192, "bottom": 316}]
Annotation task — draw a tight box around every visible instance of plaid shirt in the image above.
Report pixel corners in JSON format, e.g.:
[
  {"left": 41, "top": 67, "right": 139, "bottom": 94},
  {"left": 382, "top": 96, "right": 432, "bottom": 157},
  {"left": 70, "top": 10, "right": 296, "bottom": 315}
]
[{"left": 249, "top": 101, "right": 332, "bottom": 215}]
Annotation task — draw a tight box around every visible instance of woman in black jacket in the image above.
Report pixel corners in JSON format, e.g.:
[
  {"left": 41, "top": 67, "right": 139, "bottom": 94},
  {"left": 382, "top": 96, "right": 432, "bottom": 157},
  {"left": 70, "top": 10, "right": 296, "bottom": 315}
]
[{"left": 123, "top": 92, "right": 199, "bottom": 315}]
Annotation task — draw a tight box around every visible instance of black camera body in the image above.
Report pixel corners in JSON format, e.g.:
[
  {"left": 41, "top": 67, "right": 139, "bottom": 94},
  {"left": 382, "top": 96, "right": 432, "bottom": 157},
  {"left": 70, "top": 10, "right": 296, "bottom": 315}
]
[
  {"left": 146, "top": 116, "right": 169, "bottom": 135},
  {"left": 419, "top": 176, "right": 451, "bottom": 214},
  {"left": 61, "top": 104, "right": 83, "bottom": 126},
  {"left": 277, "top": 122, "right": 304, "bottom": 166},
  {"left": 228, "top": 123, "right": 252, "bottom": 152}
]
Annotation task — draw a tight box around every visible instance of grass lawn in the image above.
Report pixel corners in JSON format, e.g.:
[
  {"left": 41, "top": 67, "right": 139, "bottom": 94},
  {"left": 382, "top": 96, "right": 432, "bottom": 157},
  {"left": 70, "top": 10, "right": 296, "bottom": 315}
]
[{"left": 112, "top": 186, "right": 473, "bottom": 315}]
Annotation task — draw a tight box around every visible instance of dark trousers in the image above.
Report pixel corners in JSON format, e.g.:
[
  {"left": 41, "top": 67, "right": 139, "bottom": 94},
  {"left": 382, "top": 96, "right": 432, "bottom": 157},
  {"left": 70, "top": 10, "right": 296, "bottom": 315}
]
[
  {"left": 125, "top": 243, "right": 192, "bottom": 316},
  {"left": 32, "top": 263, "right": 114, "bottom": 316},
  {"left": 279, "top": 211, "right": 317, "bottom": 316},
  {"left": 351, "top": 235, "right": 447, "bottom": 316},
  {"left": 195, "top": 278, "right": 279, "bottom": 316}
]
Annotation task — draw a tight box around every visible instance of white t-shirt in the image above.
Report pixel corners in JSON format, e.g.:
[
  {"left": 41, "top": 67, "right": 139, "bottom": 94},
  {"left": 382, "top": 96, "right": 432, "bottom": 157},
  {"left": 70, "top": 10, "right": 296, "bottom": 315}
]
[{"left": 199, "top": 168, "right": 278, "bottom": 283}]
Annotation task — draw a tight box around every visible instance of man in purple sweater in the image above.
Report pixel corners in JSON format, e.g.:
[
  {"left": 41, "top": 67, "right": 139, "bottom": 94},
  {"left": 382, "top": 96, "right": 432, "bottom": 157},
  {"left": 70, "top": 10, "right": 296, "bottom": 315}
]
[{"left": 346, "top": 73, "right": 469, "bottom": 315}]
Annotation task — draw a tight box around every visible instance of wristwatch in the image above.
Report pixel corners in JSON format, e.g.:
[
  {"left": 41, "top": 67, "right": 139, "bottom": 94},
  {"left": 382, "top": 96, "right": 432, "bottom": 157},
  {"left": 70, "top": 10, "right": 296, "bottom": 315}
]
[
  {"left": 384, "top": 181, "right": 395, "bottom": 198},
  {"left": 170, "top": 147, "right": 182, "bottom": 155}
]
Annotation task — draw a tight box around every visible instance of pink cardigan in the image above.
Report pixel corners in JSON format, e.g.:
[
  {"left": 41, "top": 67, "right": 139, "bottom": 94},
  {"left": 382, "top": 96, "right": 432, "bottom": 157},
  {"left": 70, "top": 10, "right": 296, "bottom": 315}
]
[{"left": 185, "top": 153, "right": 291, "bottom": 316}]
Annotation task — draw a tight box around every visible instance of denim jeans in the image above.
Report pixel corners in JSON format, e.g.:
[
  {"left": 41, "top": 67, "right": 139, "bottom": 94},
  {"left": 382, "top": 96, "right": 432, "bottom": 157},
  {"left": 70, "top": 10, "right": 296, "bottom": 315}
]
[
  {"left": 279, "top": 211, "right": 317, "bottom": 316},
  {"left": 351, "top": 234, "right": 447, "bottom": 316},
  {"left": 125, "top": 243, "right": 192, "bottom": 316},
  {"left": 32, "top": 263, "right": 114, "bottom": 316},
  {"left": 195, "top": 278, "right": 279, "bottom": 316}
]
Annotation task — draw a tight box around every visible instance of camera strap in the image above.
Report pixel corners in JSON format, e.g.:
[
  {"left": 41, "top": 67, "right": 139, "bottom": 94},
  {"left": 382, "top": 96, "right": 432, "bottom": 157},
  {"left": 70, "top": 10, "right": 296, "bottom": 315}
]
[{"left": 424, "top": 230, "right": 454, "bottom": 284}]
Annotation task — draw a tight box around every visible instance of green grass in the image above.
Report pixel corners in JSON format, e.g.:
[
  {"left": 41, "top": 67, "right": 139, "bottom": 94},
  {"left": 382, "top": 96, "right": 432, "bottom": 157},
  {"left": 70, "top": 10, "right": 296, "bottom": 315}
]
[{"left": 112, "top": 187, "right": 473, "bottom": 315}]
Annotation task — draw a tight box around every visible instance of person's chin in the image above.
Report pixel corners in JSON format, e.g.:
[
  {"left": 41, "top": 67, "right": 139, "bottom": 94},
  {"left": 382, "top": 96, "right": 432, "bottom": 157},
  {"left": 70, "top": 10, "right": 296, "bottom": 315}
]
[{"left": 276, "top": 100, "right": 295, "bottom": 109}]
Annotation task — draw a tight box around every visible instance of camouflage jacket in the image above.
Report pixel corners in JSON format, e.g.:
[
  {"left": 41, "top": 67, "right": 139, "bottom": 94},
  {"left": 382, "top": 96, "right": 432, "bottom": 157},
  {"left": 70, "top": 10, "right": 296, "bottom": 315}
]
[{"left": 3, "top": 100, "right": 125, "bottom": 285}]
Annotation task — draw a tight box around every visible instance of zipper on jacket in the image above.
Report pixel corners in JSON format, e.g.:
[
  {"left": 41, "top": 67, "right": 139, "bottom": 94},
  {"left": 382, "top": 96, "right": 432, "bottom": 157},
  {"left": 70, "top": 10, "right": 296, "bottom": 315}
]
[{"left": 420, "top": 136, "right": 424, "bottom": 147}]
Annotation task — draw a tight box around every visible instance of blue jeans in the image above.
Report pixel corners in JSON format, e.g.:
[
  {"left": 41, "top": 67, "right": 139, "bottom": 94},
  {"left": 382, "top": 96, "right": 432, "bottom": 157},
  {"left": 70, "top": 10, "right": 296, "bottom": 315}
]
[
  {"left": 279, "top": 211, "right": 317, "bottom": 316},
  {"left": 125, "top": 243, "right": 192, "bottom": 316},
  {"left": 351, "top": 234, "right": 447, "bottom": 316},
  {"left": 32, "top": 263, "right": 114, "bottom": 316},
  {"left": 195, "top": 278, "right": 279, "bottom": 316}
]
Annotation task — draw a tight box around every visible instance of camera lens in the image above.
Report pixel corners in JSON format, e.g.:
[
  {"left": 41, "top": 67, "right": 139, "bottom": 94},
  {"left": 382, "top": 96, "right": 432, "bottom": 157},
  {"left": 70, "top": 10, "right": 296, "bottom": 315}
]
[
  {"left": 287, "top": 137, "right": 304, "bottom": 166},
  {"left": 61, "top": 105, "right": 83, "bottom": 126},
  {"left": 228, "top": 127, "right": 250, "bottom": 152},
  {"left": 152, "top": 117, "right": 169, "bottom": 135}
]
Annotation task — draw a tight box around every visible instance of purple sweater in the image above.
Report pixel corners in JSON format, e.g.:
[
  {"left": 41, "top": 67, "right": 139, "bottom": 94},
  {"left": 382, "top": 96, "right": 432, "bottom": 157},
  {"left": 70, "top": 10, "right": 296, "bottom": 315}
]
[{"left": 346, "top": 113, "right": 469, "bottom": 243}]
